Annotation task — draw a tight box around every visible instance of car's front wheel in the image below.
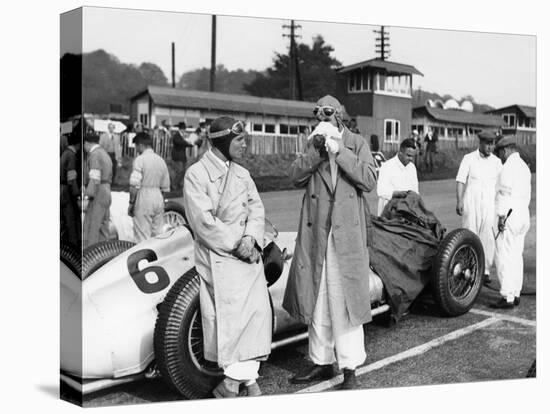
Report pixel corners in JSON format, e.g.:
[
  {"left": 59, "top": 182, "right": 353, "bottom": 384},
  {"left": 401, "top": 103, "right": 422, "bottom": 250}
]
[
  {"left": 153, "top": 268, "right": 223, "bottom": 399},
  {"left": 431, "top": 228, "right": 485, "bottom": 316}
]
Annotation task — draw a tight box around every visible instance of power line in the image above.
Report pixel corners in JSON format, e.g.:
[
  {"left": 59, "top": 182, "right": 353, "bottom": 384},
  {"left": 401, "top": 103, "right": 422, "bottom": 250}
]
[{"left": 373, "top": 25, "right": 391, "bottom": 60}]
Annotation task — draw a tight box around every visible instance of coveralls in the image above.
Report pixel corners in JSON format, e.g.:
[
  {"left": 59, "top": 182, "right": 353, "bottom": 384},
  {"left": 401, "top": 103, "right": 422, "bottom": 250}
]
[
  {"left": 83, "top": 145, "right": 112, "bottom": 247},
  {"left": 494, "top": 152, "right": 531, "bottom": 302},
  {"left": 129, "top": 148, "right": 170, "bottom": 242},
  {"left": 456, "top": 150, "right": 502, "bottom": 274}
]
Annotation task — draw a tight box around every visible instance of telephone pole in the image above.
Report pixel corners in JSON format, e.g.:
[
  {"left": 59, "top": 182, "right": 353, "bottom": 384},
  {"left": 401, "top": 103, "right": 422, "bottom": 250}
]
[
  {"left": 283, "top": 20, "right": 302, "bottom": 100},
  {"left": 210, "top": 15, "right": 217, "bottom": 92},
  {"left": 171, "top": 42, "right": 175, "bottom": 88},
  {"left": 374, "top": 25, "right": 390, "bottom": 60}
]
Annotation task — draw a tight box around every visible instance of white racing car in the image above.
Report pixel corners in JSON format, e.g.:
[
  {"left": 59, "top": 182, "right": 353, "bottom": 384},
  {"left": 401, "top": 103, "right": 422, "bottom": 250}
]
[{"left": 60, "top": 198, "right": 485, "bottom": 399}]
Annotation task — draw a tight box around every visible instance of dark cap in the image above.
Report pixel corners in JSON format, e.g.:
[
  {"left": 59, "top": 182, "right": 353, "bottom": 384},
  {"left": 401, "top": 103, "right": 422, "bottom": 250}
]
[
  {"left": 477, "top": 130, "right": 497, "bottom": 141},
  {"left": 133, "top": 132, "right": 152, "bottom": 146},
  {"left": 83, "top": 133, "right": 99, "bottom": 143},
  {"left": 177, "top": 121, "right": 187, "bottom": 129},
  {"left": 495, "top": 135, "right": 517, "bottom": 150}
]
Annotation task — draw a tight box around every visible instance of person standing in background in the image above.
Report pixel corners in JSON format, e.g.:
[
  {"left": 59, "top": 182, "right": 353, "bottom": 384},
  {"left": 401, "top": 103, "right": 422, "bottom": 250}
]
[
  {"left": 171, "top": 121, "right": 193, "bottom": 193},
  {"left": 455, "top": 131, "right": 502, "bottom": 284},
  {"left": 128, "top": 132, "right": 171, "bottom": 242},
  {"left": 82, "top": 133, "right": 112, "bottom": 247},
  {"left": 491, "top": 136, "right": 531, "bottom": 309},
  {"left": 376, "top": 138, "right": 419, "bottom": 215},
  {"left": 99, "top": 122, "right": 122, "bottom": 185},
  {"left": 424, "top": 127, "right": 438, "bottom": 172},
  {"left": 60, "top": 132, "right": 81, "bottom": 246}
]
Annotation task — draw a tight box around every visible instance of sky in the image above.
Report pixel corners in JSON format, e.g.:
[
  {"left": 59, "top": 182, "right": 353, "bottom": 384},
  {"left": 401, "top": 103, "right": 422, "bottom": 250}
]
[{"left": 63, "top": 6, "right": 536, "bottom": 110}]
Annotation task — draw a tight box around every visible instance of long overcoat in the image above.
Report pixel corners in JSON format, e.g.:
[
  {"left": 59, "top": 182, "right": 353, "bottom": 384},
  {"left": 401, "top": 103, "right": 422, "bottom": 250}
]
[
  {"left": 282, "top": 128, "right": 377, "bottom": 327},
  {"left": 183, "top": 150, "right": 272, "bottom": 366}
]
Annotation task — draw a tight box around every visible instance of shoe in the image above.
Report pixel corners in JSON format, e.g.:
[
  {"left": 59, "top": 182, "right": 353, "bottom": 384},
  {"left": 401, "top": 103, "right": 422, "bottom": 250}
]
[
  {"left": 490, "top": 298, "right": 515, "bottom": 309},
  {"left": 514, "top": 296, "right": 520, "bottom": 306},
  {"left": 483, "top": 274, "right": 492, "bottom": 286},
  {"left": 212, "top": 377, "right": 240, "bottom": 398},
  {"left": 290, "top": 364, "right": 336, "bottom": 384},
  {"left": 245, "top": 382, "right": 262, "bottom": 397},
  {"left": 339, "top": 369, "right": 357, "bottom": 390}
]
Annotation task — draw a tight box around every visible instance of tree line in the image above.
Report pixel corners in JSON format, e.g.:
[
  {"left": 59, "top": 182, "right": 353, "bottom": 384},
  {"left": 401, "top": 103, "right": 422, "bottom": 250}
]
[{"left": 60, "top": 36, "right": 491, "bottom": 120}]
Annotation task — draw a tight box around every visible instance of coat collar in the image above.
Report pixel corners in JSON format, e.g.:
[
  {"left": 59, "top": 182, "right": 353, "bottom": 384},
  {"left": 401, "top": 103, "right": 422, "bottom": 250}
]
[{"left": 201, "top": 150, "right": 246, "bottom": 182}]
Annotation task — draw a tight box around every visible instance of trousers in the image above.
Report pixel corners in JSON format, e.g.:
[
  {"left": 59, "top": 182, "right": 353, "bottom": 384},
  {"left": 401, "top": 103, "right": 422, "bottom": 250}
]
[
  {"left": 495, "top": 209, "right": 530, "bottom": 301},
  {"left": 308, "top": 229, "right": 366, "bottom": 370}
]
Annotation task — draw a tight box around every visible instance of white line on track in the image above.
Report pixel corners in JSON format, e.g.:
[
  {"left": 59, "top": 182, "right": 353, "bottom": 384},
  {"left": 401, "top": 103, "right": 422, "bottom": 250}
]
[
  {"left": 469, "top": 308, "right": 536, "bottom": 327},
  {"left": 296, "top": 316, "right": 499, "bottom": 394}
]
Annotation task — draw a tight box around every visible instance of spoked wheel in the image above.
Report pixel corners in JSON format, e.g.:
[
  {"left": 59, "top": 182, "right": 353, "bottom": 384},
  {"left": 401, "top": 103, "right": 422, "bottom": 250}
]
[
  {"left": 431, "top": 228, "right": 485, "bottom": 316},
  {"left": 448, "top": 245, "right": 480, "bottom": 301},
  {"left": 188, "top": 309, "right": 223, "bottom": 376},
  {"left": 163, "top": 201, "right": 190, "bottom": 234}
]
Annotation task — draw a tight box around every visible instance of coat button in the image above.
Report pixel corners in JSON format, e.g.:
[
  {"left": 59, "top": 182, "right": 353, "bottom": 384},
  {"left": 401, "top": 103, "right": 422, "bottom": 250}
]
[
  {"left": 242, "top": 202, "right": 246, "bottom": 207},
  {"left": 311, "top": 194, "right": 317, "bottom": 199},
  {"left": 240, "top": 220, "right": 245, "bottom": 226},
  {"left": 307, "top": 222, "right": 312, "bottom": 227},
  {"left": 334, "top": 225, "right": 340, "bottom": 230}
]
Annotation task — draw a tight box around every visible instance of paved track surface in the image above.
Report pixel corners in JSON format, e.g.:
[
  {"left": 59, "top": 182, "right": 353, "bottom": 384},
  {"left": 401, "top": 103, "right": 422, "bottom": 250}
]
[{"left": 64, "top": 176, "right": 536, "bottom": 407}]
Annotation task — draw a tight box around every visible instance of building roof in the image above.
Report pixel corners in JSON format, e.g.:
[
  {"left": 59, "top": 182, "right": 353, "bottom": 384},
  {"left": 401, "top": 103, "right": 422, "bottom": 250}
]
[
  {"left": 485, "top": 104, "right": 536, "bottom": 119},
  {"left": 131, "top": 86, "right": 318, "bottom": 119},
  {"left": 336, "top": 58, "right": 423, "bottom": 76},
  {"left": 413, "top": 105, "right": 506, "bottom": 127}
]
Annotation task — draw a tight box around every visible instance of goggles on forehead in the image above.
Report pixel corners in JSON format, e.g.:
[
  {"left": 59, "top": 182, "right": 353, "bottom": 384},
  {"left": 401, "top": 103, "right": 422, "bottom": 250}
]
[
  {"left": 209, "top": 121, "right": 245, "bottom": 139},
  {"left": 313, "top": 106, "right": 336, "bottom": 117}
]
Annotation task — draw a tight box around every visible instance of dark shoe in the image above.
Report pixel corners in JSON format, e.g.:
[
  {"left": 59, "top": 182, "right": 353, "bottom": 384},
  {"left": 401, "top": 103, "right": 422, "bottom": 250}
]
[
  {"left": 490, "top": 298, "right": 515, "bottom": 309},
  {"left": 212, "top": 377, "right": 240, "bottom": 398},
  {"left": 290, "top": 364, "right": 336, "bottom": 384},
  {"left": 514, "top": 296, "right": 521, "bottom": 306},
  {"left": 339, "top": 368, "right": 357, "bottom": 390},
  {"left": 483, "top": 274, "right": 492, "bottom": 286}
]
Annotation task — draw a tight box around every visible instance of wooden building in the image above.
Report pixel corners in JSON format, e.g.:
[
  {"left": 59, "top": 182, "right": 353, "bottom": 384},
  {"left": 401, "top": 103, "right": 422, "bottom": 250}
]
[
  {"left": 412, "top": 103, "right": 506, "bottom": 149},
  {"left": 485, "top": 104, "right": 536, "bottom": 145},
  {"left": 335, "top": 58, "right": 423, "bottom": 151},
  {"left": 129, "top": 86, "right": 317, "bottom": 136}
]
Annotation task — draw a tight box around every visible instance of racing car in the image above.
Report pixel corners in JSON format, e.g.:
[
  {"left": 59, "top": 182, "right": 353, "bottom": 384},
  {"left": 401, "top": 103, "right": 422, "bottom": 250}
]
[{"left": 60, "top": 198, "right": 484, "bottom": 399}]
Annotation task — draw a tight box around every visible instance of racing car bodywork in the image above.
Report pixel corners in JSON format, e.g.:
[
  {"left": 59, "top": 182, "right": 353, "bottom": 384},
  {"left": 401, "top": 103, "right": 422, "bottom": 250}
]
[{"left": 61, "top": 200, "right": 484, "bottom": 399}]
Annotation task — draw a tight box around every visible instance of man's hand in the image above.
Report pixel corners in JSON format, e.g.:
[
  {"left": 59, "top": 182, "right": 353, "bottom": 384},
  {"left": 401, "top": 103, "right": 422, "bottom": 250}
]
[
  {"left": 498, "top": 215, "right": 506, "bottom": 232},
  {"left": 234, "top": 235, "right": 255, "bottom": 261},
  {"left": 325, "top": 138, "right": 340, "bottom": 155},
  {"left": 393, "top": 191, "right": 408, "bottom": 199},
  {"left": 128, "top": 203, "right": 135, "bottom": 217},
  {"left": 248, "top": 248, "right": 261, "bottom": 264},
  {"left": 456, "top": 200, "right": 464, "bottom": 216},
  {"left": 311, "top": 134, "right": 327, "bottom": 157}
]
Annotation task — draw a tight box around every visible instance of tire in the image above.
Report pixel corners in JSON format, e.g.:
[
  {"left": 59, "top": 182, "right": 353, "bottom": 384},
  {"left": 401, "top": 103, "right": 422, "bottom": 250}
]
[
  {"left": 431, "top": 228, "right": 485, "bottom": 316},
  {"left": 154, "top": 268, "right": 223, "bottom": 399},
  {"left": 81, "top": 240, "right": 136, "bottom": 280},
  {"left": 60, "top": 242, "right": 81, "bottom": 277},
  {"left": 163, "top": 201, "right": 189, "bottom": 232}
]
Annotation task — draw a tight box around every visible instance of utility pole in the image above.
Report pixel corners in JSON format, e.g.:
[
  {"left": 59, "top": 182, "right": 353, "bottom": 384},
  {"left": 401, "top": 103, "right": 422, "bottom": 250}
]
[
  {"left": 210, "top": 15, "right": 217, "bottom": 92},
  {"left": 171, "top": 42, "right": 175, "bottom": 88},
  {"left": 374, "top": 25, "right": 390, "bottom": 60},
  {"left": 283, "top": 20, "right": 302, "bottom": 100}
]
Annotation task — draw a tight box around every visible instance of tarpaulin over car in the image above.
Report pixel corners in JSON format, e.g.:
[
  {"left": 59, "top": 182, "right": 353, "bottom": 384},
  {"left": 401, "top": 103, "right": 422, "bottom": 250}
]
[{"left": 368, "top": 192, "right": 446, "bottom": 320}]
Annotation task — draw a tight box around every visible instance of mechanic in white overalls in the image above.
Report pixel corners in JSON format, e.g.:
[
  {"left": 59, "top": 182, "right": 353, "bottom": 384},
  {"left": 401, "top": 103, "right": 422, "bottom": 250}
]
[
  {"left": 491, "top": 135, "right": 531, "bottom": 309},
  {"left": 455, "top": 131, "right": 502, "bottom": 283},
  {"left": 128, "top": 132, "right": 170, "bottom": 243}
]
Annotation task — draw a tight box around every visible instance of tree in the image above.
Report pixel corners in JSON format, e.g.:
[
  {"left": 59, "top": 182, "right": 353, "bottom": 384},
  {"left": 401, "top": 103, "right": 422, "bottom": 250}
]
[
  {"left": 139, "top": 62, "right": 168, "bottom": 86},
  {"left": 243, "top": 35, "right": 342, "bottom": 101},
  {"left": 178, "top": 64, "right": 262, "bottom": 94}
]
